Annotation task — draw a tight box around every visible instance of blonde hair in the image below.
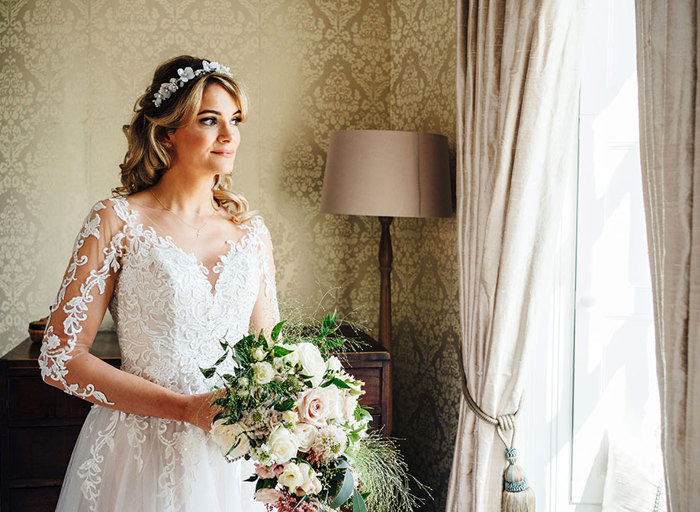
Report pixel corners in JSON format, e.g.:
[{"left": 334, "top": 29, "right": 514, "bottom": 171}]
[{"left": 113, "top": 55, "right": 256, "bottom": 224}]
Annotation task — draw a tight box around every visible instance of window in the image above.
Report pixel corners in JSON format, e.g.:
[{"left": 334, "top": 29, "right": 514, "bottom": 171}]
[{"left": 522, "top": 2, "right": 664, "bottom": 510}]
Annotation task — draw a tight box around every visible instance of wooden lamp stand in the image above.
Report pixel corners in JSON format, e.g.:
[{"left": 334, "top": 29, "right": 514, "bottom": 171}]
[{"left": 378, "top": 216, "right": 393, "bottom": 352}]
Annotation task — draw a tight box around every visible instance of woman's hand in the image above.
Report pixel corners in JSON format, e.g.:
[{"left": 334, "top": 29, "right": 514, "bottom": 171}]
[{"left": 182, "top": 388, "right": 226, "bottom": 432}]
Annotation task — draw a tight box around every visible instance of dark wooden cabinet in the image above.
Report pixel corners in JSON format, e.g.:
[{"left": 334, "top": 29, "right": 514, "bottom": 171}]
[{"left": 0, "top": 328, "right": 390, "bottom": 512}]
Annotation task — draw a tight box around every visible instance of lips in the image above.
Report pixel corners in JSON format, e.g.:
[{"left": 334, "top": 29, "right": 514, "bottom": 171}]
[{"left": 212, "top": 151, "right": 234, "bottom": 157}]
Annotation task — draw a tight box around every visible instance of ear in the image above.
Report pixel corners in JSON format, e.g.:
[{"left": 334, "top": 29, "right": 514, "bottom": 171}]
[{"left": 162, "top": 129, "right": 175, "bottom": 148}]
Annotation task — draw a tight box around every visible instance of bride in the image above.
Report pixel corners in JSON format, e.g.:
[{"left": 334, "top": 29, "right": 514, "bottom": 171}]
[{"left": 38, "top": 55, "right": 275, "bottom": 511}]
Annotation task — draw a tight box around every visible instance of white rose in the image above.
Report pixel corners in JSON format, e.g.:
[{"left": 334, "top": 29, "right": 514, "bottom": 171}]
[
  {"left": 292, "top": 422, "right": 318, "bottom": 452},
  {"left": 295, "top": 462, "right": 323, "bottom": 496},
  {"left": 295, "top": 343, "right": 327, "bottom": 387},
  {"left": 268, "top": 426, "right": 299, "bottom": 463},
  {"left": 326, "top": 356, "right": 342, "bottom": 372},
  {"left": 211, "top": 419, "right": 250, "bottom": 459},
  {"left": 282, "top": 410, "right": 298, "bottom": 425},
  {"left": 254, "top": 488, "right": 283, "bottom": 504},
  {"left": 342, "top": 393, "right": 359, "bottom": 421},
  {"left": 278, "top": 462, "right": 304, "bottom": 490},
  {"left": 252, "top": 346, "right": 267, "bottom": 361},
  {"left": 273, "top": 357, "right": 285, "bottom": 369},
  {"left": 323, "top": 386, "right": 346, "bottom": 423},
  {"left": 281, "top": 344, "right": 300, "bottom": 366},
  {"left": 296, "top": 387, "right": 329, "bottom": 426},
  {"left": 253, "top": 361, "right": 275, "bottom": 385}
]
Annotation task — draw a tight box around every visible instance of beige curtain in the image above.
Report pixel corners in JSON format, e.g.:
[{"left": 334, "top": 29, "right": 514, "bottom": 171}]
[
  {"left": 635, "top": 1, "right": 700, "bottom": 509},
  {"left": 446, "top": 1, "right": 585, "bottom": 510}
]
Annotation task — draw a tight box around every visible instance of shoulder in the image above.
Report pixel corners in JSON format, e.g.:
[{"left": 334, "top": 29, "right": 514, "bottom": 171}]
[
  {"left": 77, "top": 197, "right": 131, "bottom": 239},
  {"left": 245, "top": 214, "right": 273, "bottom": 239},
  {"left": 238, "top": 214, "right": 276, "bottom": 251}
]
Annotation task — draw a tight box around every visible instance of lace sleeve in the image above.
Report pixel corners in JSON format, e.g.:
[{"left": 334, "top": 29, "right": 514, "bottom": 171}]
[
  {"left": 248, "top": 217, "right": 281, "bottom": 340},
  {"left": 39, "top": 200, "right": 126, "bottom": 405}
]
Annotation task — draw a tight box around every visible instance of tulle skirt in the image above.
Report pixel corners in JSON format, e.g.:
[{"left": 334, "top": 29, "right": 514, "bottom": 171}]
[{"left": 56, "top": 405, "right": 265, "bottom": 512}]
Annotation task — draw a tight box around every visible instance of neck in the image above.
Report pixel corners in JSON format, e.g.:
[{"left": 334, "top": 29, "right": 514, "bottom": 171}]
[{"left": 150, "top": 168, "right": 217, "bottom": 216}]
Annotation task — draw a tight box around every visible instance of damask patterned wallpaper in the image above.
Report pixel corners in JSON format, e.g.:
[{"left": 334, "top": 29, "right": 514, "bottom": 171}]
[{"left": 0, "top": 1, "right": 458, "bottom": 509}]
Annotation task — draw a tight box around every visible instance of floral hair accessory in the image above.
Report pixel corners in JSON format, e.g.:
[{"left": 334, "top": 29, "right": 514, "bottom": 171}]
[{"left": 152, "top": 60, "right": 233, "bottom": 108}]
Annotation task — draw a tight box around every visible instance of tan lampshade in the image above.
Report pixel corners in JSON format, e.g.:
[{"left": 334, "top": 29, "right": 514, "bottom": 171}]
[{"left": 320, "top": 130, "right": 452, "bottom": 218}]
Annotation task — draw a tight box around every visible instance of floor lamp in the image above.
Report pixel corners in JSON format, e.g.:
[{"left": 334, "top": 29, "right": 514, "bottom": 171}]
[{"left": 319, "top": 130, "right": 452, "bottom": 352}]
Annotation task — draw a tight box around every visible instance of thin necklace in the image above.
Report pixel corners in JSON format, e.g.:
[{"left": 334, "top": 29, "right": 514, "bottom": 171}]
[{"left": 149, "top": 188, "right": 218, "bottom": 238}]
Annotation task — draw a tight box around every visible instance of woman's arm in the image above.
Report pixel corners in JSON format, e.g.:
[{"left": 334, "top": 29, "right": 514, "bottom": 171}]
[
  {"left": 248, "top": 216, "right": 281, "bottom": 341},
  {"left": 39, "top": 200, "right": 202, "bottom": 425}
]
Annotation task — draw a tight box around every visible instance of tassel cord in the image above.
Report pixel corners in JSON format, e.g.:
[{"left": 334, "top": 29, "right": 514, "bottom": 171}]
[
  {"left": 460, "top": 371, "right": 520, "bottom": 451},
  {"left": 459, "top": 366, "right": 535, "bottom": 510}
]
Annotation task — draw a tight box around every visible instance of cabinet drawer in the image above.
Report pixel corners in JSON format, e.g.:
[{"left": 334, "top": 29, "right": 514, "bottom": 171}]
[
  {"left": 343, "top": 366, "right": 383, "bottom": 408},
  {"left": 369, "top": 414, "right": 384, "bottom": 431},
  {"left": 8, "top": 486, "right": 61, "bottom": 512},
  {"left": 8, "top": 426, "right": 82, "bottom": 480},
  {"left": 8, "top": 376, "right": 91, "bottom": 424}
]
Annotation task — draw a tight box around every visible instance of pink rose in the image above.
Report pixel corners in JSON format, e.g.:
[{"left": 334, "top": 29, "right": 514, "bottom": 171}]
[
  {"left": 255, "top": 462, "right": 284, "bottom": 479},
  {"left": 254, "top": 488, "right": 284, "bottom": 504},
  {"left": 295, "top": 462, "right": 323, "bottom": 497},
  {"left": 296, "top": 388, "right": 329, "bottom": 426}
]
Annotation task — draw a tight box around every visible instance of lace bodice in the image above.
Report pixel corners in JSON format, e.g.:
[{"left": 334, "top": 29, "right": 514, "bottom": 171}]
[{"left": 39, "top": 197, "right": 280, "bottom": 405}]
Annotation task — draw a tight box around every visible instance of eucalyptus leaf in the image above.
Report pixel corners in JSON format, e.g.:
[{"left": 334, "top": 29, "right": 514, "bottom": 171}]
[
  {"left": 329, "top": 468, "right": 354, "bottom": 508},
  {"left": 352, "top": 490, "right": 368, "bottom": 512}
]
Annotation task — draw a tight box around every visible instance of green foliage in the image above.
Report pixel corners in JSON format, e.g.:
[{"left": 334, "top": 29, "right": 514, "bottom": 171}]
[
  {"left": 352, "top": 490, "right": 368, "bottom": 512},
  {"left": 329, "top": 466, "right": 354, "bottom": 508},
  {"left": 199, "top": 366, "right": 217, "bottom": 378},
  {"left": 271, "top": 320, "right": 285, "bottom": 341},
  {"left": 353, "top": 432, "right": 431, "bottom": 512},
  {"left": 273, "top": 345, "right": 294, "bottom": 357},
  {"left": 321, "top": 377, "right": 351, "bottom": 389},
  {"left": 255, "top": 478, "right": 276, "bottom": 491},
  {"left": 202, "top": 305, "right": 425, "bottom": 512},
  {"left": 274, "top": 398, "right": 296, "bottom": 411}
]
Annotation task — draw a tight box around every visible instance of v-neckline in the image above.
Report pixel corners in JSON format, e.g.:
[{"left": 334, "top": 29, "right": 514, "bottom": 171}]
[{"left": 116, "top": 196, "right": 257, "bottom": 299}]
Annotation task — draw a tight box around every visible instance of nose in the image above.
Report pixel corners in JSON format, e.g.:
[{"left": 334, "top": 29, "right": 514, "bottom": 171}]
[{"left": 218, "top": 121, "right": 236, "bottom": 143}]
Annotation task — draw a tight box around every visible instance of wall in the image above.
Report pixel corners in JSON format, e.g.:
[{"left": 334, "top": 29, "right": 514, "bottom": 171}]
[
  {"left": 389, "top": 1, "right": 460, "bottom": 511},
  {"left": 0, "top": 1, "right": 458, "bottom": 510}
]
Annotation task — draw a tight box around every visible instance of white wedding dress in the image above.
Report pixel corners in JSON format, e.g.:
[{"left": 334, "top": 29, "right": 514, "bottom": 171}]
[{"left": 38, "top": 197, "right": 276, "bottom": 512}]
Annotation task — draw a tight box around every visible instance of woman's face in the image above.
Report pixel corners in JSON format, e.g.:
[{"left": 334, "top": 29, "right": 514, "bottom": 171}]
[{"left": 164, "top": 83, "right": 242, "bottom": 177}]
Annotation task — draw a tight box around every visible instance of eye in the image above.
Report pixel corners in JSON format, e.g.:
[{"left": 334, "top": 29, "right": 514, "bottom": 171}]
[
  {"left": 231, "top": 117, "right": 242, "bottom": 126},
  {"left": 200, "top": 117, "right": 217, "bottom": 126}
]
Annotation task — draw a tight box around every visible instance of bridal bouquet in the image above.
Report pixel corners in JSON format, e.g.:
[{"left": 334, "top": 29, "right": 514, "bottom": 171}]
[{"left": 200, "top": 311, "right": 427, "bottom": 512}]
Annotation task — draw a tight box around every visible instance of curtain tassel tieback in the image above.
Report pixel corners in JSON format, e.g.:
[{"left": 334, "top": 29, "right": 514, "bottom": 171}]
[
  {"left": 497, "top": 415, "right": 535, "bottom": 512},
  {"left": 461, "top": 377, "right": 536, "bottom": 511}
]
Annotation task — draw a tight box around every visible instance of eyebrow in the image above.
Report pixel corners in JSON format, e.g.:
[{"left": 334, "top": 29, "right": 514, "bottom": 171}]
[{"left": 197, "top": 109, "right": 242, "bottom": 116}]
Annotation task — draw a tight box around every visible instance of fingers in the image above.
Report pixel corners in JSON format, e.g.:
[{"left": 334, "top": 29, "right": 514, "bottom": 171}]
[{"left": 189, "top": 388, "right": 226, "bottom": 432}]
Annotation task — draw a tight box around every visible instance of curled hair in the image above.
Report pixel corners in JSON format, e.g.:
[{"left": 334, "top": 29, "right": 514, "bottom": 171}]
[{"left": 113, "top": 55, "right": 256, "bottom": 224}]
